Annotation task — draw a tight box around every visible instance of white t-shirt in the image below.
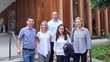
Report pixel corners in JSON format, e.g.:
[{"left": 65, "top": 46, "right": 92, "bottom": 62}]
[{"left": 36, "top": 31, "right": 51, "bottom": 57}]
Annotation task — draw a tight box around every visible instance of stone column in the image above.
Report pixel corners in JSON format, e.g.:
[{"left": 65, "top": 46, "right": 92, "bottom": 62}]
[
  {"left": 86, "top": 0, "right": 92, "bottom": 35},
  {"left": 96, "top": 10, "right": 101, "bottom": 36},
  {"left": 104, "top": 8, "right": 109, "bottom": 34}
]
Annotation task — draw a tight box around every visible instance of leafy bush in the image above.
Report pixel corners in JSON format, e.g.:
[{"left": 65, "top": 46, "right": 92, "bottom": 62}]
[
  {"left": 104, "top": 58, "right": 110, "bottom": 62},
  {"left": 106, "top": 33, "right": 110, "bottom": 39},
  {"left": 91, "top": 0, "right": 110, "bottom": 10},
  {"left": 92, "top": 45, "right": 110, "bottom": 62}
]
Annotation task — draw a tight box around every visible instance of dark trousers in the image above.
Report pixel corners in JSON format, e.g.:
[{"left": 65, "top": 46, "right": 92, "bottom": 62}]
[
  {"left": 56, "top": 55, "right": 70, "bottom": 62},
  {"left": 74, "top": 51, "right": 87, "bottom": 62},
  {"left": 49, "top": 42, "right": 54, "bottom": 62}
]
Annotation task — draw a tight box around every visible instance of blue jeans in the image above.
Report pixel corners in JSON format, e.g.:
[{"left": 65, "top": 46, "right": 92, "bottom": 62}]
[{"left": 22, "top": 50, "right": 35, "bottom": 62}]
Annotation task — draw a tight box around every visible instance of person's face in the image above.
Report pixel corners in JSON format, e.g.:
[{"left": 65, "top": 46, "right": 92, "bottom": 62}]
[
  {"left": 75, "top": 19, "right": 82, "bottom": 27},
  {"left": 27, "top": 19, "right": 34, "bottom": 27},
  {"left": 41, "top": 22, "right": 47, "bottom": 30},
  {"left": 52, "top": 12, "right": 58, "bottom": 19},
  {"left": 58, "top": 26, "right": 64, "bottom": 35}
]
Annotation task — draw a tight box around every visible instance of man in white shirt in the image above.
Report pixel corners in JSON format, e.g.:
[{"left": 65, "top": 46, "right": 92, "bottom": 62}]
[{"left": 48, "top": 11, "right": 63, "bottom": 62}]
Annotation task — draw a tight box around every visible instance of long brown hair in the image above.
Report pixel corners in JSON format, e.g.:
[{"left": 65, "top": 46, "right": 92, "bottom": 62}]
[{"left": 56, "top": 24, "right": 67, "bottom": 41}]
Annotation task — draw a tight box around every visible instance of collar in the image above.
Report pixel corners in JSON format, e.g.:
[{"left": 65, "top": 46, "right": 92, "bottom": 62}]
[
  {"left": 53, "top": 19, "right": 58, "bottom": 22},
  {"left": 26, "top": 26, "right": 33, "bottom": 30},
  {"left": 76, "top": 27, "right": 85, "bottom": 31}
]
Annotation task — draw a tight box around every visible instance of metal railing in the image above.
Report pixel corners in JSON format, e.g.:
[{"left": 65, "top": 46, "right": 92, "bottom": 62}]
[
  {"left": 9, "top": 31, "right": 17, "bottom": 60},
  {"left": 8, "top": 31, "right": 17, "bottom": 60},
  {"left": 8, "top": 31, "right": 23, "bottom": 61}
]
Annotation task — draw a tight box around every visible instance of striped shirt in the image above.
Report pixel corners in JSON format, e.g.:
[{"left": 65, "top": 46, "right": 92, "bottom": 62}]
[
  {"left": 18, "top": 26, "right": 37, "bottom": 49},
  {"left": 71, "top": 27, "right": 92, "bottom": 53}
]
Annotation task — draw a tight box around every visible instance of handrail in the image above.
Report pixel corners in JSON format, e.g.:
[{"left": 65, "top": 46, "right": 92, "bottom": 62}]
[
  {"left": 8, "top": 31, "right": 23, "bottom": 61},
  {"left": 9, "top": 31, "right": 17, "bottom": 60},
  {"left": 10, "top": 31, "right": 17, "bottom": 47}
]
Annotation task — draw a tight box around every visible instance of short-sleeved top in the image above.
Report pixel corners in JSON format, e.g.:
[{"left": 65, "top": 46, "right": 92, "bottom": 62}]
[
  {"left": 36, "top": 31, "right": 51, "bottom": 57},
  {"left": 18, "top": 26, "right": 37, "bottom": 49},
  {"left": 71, "top": 27, "right": 91, "bottom": 53},
  {"left": 48, "top": 19, "right": 63, "bottom": 42}
]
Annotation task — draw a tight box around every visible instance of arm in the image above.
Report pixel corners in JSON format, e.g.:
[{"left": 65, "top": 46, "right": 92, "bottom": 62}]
[
  {"left": 17, "top": 39, "right": 21, "bottom": 54},
  {"left": 35, "top": 32, "right": 40, "bottom": 54},
  {"left": 85, "top": 29, "right": 92, "bottom": 50},
  {"left": 67, "top": 35, "right": 71, "bottom": 43},
  {"left": 17, "top": 28, "right": 24, "bottom": 55},
  {"left": 35, "top": 39, "right": 38, "bottom": 54},
  {"left": 54, "top": 41, "right": 57, "bottom": 61},
  {"left": 85, "top": 28, "right": 92, "bottom": 58},
  {"left": 50, "top": 35, "right": 52, "bottom": 44},
  {"left": 49, "top": 31, "right": 52, "bottom": 44},
  {"left": 54, "top": 40, "right": 57, "bottom": 53}
]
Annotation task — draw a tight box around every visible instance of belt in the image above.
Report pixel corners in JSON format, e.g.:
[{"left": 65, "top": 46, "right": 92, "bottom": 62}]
[{"left": 23, "top": 48, "right": 35, "bottom": 51}]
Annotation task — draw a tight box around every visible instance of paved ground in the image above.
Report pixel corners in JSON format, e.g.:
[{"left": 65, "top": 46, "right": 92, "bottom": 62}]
[{"left": 0, "top": 33, "right": 106, "bottom": 62}]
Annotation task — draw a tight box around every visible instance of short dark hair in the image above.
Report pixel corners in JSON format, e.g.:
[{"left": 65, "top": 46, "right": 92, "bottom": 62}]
[{"left": 27, "top": 16, "right": 33, "bottom": 21}]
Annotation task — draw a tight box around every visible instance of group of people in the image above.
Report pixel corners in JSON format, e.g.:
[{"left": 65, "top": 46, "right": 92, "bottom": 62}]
[{"left": 17, "top": 11, "right": 92, "bottom": 62}]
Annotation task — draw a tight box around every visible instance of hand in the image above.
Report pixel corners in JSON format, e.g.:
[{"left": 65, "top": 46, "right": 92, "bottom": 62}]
[
  {"left": 35, "top": 48, "right": 38, "bottom": 54},
  {"left": 87, "top": 51, "right": 90, "bottom": 58},
  {"left": 54, "top": 55, "right": 57, "bottom": 61},
  {"left": 17, "top": 48, "right": 21, "bottom": 55}
]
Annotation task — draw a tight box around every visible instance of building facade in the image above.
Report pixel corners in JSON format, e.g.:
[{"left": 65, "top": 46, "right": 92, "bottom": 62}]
[
  {"left": 16, "top": 0, "right": 72, "bottom": 34},
  {"left": 0, "top": 0, "right": 110, "bottom": 36}
]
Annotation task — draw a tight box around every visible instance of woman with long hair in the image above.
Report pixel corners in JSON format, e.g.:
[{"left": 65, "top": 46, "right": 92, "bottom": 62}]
[
  {"left": 54, "top": 24, "right": 70, "bottom": 62},
  {"left": 36, "top": 21, "right": 51, "bottom": 62}
]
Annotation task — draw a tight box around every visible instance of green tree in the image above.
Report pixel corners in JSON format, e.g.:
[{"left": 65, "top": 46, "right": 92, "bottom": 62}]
[{"left": 91, "top": 0, "right": 110, "bottom": 10}]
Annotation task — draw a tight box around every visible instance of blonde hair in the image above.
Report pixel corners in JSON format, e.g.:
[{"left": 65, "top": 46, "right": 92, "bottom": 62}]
[
  {"left": 40, "top": 21, "right": 48, "bottom": 32},
  {"left": 75, "top": 17, "right": 82, "bottom": 22},
  {"left": 75, "top": 17, "right": 83, "bottom": 27}
]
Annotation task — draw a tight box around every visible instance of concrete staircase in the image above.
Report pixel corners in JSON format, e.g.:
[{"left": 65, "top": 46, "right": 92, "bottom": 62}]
[
  {"left": 0, "top": 0, "right": 15, "bottom": 13},
  {"left": 0, "top": 33, "right": 107, "bottom": 62}
]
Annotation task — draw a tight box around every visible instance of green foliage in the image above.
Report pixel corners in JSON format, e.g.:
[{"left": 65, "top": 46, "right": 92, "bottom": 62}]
[
  {"left": 91, "top": 0, "right": 110, "bottom": 10},
  {"left": 104, "top": 58, "right": 110, "bottom": 62},
  {"left": 106, "top": 33, "right": 110, "bottom": 39},
  {"left": 92, "top": 45, "right": 110, "bottom": 62}
]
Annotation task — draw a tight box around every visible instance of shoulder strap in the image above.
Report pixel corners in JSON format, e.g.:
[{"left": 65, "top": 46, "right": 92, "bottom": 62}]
[
  {"left": 71, "top": 28, "right": 76, "bottom": 42},
  {"left": 66, "top": 34, "right": 70, "bottom": 43}
]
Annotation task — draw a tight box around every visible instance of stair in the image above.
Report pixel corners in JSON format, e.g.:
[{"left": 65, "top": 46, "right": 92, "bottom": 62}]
[{"left": 0, "top": 0, "right": 15, "bottom": 13}]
